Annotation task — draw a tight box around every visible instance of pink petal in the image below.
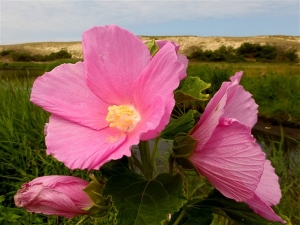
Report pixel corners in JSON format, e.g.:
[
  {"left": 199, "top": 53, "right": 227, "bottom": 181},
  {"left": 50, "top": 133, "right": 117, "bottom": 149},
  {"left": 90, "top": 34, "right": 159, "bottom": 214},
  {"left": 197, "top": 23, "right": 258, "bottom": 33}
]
[
  {"left": 31, "top": 175, "right": 89, "bottom": 187},
  {"left": 191, "top": 89, "right": 227, "bottom": 150},
  {"left": 191, "top": 71, "right": 258, "bottom": 148},
  {"left": 155, "top": 40, "right": 187, "bottom": 80},
  {"left": 190, "top": 120, "right": 266, "bottom": 202},
  {"left": 134, "top": 96, "right": 166, "bottom": 141},
  {"left": 30, "top": 176, "right": 91, "bottom": 209},
  {"left": 83, "top": 25, "right": 151, "bottom": 105},
  {"left": 253, "top": 160, "right": 282, "bottom": 206},
  {"left": 155, "top": 40, "right": 180, "bottom": 52},
  {"left": 131, "top": 42, "right": 183, "bottom": 140},
  {"left": 14, "top": 176, "right": 91, "bottom": 219},
  {"left": 31, "top": 62, "right": 109, "bottom": 130},
  {"left": 245, "top": 159, "right": 284, "bottom": 222},
  {"left": 177, "top": 54, "right": 188, "bottom": 80},
  {"left": 46, "top": 115, "right": 127, "bottom": 170},
  {"left": 223, "top": 74, "right": 258, "bottom": 128},
  {"left": 246, "top": 195, "right": 286, "bottom": 223}
]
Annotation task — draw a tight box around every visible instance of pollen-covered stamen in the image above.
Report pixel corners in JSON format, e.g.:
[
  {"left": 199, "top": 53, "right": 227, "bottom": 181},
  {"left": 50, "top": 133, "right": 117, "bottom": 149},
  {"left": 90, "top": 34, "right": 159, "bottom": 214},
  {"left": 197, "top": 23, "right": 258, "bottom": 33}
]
[{"left": 106, "top": 105, "right": 140, "bottom": 132}]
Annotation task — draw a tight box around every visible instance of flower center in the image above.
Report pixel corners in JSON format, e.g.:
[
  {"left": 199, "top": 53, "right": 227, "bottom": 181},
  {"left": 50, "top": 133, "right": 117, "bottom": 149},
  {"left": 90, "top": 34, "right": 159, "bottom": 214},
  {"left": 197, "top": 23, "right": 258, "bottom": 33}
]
[{"left": 106, "top": 105, "right": 140, "bottom": 132}]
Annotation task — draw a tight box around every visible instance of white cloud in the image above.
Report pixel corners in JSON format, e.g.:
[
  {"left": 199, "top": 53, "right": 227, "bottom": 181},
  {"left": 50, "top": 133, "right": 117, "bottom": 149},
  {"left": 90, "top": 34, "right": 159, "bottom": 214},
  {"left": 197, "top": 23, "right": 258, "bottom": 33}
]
[{"left": 0, "top": 0, "right": 299, "bottom": 44}]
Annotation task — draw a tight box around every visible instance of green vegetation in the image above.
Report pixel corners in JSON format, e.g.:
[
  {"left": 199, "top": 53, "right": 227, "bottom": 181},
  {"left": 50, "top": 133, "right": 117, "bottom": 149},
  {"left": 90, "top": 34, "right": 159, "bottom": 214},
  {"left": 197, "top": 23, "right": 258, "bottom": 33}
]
[
  {"left": 188, "top": 42, "right": 298, "bottom": 63},
  {"left": 0, "top": 49, "right": 72, "bottom": 62},
  {"left": 0, "top": 63, "right": 299, "bottom": 224}
]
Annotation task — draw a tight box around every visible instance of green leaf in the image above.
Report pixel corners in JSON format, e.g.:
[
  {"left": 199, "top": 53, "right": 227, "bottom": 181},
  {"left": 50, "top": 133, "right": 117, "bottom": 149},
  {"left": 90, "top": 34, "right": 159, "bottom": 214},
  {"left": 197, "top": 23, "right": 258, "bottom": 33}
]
[
  {"left": 100, "top": 156, "right": 130, "bottom": 179},
  {"left": 83, "top": 174, "right": 111, "bottom": 215},
  {"left": 191, "top": 189, "right": 283, "bottom": 225},
  {"left": 169, "top": 208, "right": 213, "bottom": 225},
  {"left": 175, "top": 76, "right": 211, "bottom": 103},
  {"left": 160, "top": 110, "right": 196, "bottom": 140},
  {"left": 145, "top": 39, "right": 159, "bottom": 56},
  {"left": 0, "top": 195, "right": 5, "bottom": 203},
  {"left": 104, "top": 173, "right": 187, "bottom": 225}
]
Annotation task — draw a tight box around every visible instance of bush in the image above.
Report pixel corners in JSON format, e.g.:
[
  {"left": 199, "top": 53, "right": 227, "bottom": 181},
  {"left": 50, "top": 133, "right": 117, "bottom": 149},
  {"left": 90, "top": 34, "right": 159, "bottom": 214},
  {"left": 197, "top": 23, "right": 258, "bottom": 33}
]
[
  {"left": 188, "top": 42, "right": 298, "bottom": 63},
  {"left": 6, "top": 49, "right": 72, "bottom": 62},
  {"left": 10, "top": 52, "right": 33, "bottom": 62},
  {"left": 0, "top": 50, "right": 15, "bottom": 56},
  {"left": 283, "top": 48, "right": 298, "bottom": 62}
]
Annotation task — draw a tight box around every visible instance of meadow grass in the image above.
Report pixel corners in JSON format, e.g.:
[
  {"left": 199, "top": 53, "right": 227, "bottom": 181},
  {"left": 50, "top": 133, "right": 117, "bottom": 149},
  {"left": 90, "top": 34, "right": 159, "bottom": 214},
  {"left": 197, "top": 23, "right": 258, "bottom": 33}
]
[{"left": 0, "top": 67, "right": 299, "bottom": 224}]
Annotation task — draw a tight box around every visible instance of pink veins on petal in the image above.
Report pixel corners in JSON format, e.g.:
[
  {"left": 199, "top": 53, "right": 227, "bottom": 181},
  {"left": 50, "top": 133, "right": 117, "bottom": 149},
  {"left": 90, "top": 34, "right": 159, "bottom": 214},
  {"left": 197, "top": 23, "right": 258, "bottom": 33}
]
[
  {"left": 30, "top": 25, "right": 184, "bottom": 170},
  {"left": 189, "top": 72, "right": 285, "bottom": 223},
  {"left": 190, "top": 71, "right": 265, "bottom": 201}
]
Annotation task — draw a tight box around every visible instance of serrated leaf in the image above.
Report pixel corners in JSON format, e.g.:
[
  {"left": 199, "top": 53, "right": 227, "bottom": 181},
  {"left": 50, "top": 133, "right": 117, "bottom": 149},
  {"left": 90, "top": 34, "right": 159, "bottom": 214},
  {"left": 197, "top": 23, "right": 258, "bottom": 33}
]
[
  {"left": 103, "top": 173, "right": 187, "bottom": 225},
  {"left": 161, "top": 110, "right": 196, "bottom": 140},
  {"left": 175, "top": 76, "right": 211, "bottom": 103},
  {"left": 192, "top": 189, "right": 283, "bottom": 225}
]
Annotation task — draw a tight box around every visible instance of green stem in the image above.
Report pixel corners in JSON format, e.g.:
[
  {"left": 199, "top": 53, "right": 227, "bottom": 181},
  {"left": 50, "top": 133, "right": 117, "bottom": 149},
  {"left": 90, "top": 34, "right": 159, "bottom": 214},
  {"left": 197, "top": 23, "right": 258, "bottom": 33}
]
[
  {"left": 130, "top": 151, "right": 144, "bottom": 172},
  {"left": 151, "top": 137, "right": 159, "bottom": 164},
  {"left": 173, "top": 209, "right": 186, "bottom": 225},
  {"left": 139, "top": 141, "right": 153, "bottom": 179},
  {"left": 169, "top": 155, "right": 174, "bottom": 175}
]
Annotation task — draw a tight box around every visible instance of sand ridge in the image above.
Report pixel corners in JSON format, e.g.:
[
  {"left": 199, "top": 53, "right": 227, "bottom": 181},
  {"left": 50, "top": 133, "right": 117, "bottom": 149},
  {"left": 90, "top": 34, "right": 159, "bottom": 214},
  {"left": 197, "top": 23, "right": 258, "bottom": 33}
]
[{"left": 1, "top": 35, "right": 299, "bottom": 59}]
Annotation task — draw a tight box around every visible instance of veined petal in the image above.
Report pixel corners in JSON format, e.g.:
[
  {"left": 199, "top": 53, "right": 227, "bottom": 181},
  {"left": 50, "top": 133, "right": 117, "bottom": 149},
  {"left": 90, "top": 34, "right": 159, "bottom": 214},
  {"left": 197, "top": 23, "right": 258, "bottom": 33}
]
[
  {"left": 177, "top": 54, "right": 188, "bottom": 80},
  {"left": 190, "top": 120, "right": 265, "bottom": 202},
  {"left": 245, "top": 160, "right": 285, "bottom": 223},
  {"left": 252, "top": 160, "right": 282, "bottom": 206},
  {"left": 135, "top": 96, "right": 166, "bottom": 141},
  {"left": 191, "top": 91, "right": 227, "bottom": 150},
  {"left": 131, "top": 42, "right": 183, "bottom": 103},
  {"left": 223, "top": 74, "right": 258, "bottom": 128},
  {"left": 191, "top": 71, "right": 257, "bottom": 148},
  {"left": 24, "top": 188, "right": 83, "bottom": 218},
  {"left": 246, "top": 195, "right": 286, "bottom": 223},
  {"left": 46, "top": 115, "right": 127, "bottom": 170},
  {"left": 155, "top": 40, "right": 187, "bottom": 80},
  {"left": 83, "top": 25, "right": 151, "bottom": 105},
  {"left": 30, "top": 62, "right": 109, "bottom": 130},
  {"left": 131, "top": 42, "right": 183, "bottom": 139},
  {"left": 30, "top": 176, "right": 91, "bottom": 209}
]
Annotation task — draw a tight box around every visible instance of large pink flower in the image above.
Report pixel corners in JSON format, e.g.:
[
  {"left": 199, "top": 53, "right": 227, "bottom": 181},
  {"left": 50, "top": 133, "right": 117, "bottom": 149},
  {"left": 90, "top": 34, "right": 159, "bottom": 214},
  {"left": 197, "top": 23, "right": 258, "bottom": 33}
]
[
  {"left": 14, "top": 176, "right": 92, "bottom": 218},
  {"left": 31, "top": 25, "right": 185, "bottom": 170},
  {"left": 189, "top": 72, "right": 285, "bottom": 223}
]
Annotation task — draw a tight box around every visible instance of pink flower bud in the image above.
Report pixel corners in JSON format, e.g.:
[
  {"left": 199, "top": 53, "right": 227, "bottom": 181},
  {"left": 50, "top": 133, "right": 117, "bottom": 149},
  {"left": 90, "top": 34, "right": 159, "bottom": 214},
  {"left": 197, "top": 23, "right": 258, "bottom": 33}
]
[{"left": 14, "top": 175, "right": 93, "bottom": 218}]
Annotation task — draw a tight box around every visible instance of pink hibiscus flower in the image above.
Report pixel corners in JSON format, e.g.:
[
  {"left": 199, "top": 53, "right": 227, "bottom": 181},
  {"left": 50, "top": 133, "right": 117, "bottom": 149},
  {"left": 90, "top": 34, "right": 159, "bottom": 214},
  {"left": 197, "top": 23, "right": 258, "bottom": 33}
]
[
  {"left": 31, "top": 25, "right": 186, "bottom": 170},
  {"left": 14, "top": 176, "right": 92, "bottom": 218},
  {"left": 189, "top": 72, "right": 285, "bottom": 223}
]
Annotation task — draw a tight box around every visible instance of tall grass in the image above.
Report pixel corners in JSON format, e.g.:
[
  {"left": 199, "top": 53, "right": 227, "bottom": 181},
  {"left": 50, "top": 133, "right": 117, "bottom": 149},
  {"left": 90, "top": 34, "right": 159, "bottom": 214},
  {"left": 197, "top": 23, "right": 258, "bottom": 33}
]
[{"left": 259, "top": 133, "right": 300, "bottom": 224}]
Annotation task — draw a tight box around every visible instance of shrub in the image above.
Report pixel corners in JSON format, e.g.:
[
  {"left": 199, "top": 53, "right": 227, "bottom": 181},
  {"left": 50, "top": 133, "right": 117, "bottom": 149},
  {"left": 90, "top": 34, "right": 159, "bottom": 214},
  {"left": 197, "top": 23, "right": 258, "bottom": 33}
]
[
  {"left": 189, "top": 42, "right": 299, "bottom": 63},
  {"left": 0, "top": 50, "right": 15, "bottom": 56}
]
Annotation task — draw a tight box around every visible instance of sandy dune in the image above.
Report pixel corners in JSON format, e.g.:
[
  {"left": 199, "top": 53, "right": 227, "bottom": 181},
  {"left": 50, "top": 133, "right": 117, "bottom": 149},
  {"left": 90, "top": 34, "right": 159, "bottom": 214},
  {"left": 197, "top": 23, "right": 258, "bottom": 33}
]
[{"left": 1, "top": 35, "right": 299, "bottom": 60}]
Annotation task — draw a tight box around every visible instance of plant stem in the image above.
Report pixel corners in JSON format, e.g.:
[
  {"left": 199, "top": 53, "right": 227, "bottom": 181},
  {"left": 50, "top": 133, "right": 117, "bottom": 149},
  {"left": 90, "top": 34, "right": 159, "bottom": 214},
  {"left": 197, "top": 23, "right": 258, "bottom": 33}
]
[
  {"left": 151, "top": 137, "right": 159, "bottom": 166},
  {"left": 139, "top": 140, "right": 153, "bottom": 179},
  {"left": 173, "top": 209, "right": 186, "bottom": 225}
]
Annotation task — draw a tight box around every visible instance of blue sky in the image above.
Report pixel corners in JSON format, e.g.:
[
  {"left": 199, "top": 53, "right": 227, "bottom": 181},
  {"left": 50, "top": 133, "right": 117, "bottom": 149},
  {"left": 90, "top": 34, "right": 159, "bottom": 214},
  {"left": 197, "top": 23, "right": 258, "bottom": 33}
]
[{"left": 0, "top": 0, "right": 299, "bottom": 45}]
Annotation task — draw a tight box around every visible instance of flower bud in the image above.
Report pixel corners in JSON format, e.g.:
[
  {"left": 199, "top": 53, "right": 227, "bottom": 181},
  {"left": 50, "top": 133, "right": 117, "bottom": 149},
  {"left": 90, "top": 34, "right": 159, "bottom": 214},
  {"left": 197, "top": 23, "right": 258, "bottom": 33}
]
[{"left": 14, "top": 175, "right": 93, "bottom": 218}]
